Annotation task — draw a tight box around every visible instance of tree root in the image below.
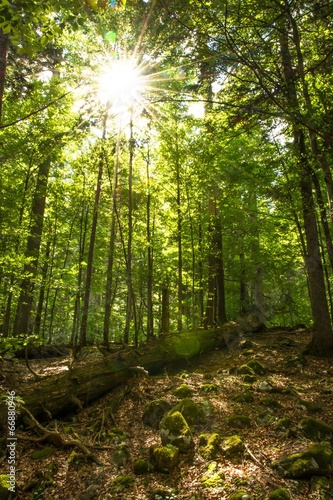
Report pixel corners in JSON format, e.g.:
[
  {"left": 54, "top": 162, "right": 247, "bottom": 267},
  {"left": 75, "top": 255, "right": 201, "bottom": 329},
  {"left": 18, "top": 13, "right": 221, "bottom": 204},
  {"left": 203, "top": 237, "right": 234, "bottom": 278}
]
[{"left": 18, "top": 406, "right": 103, "bottom": 465}]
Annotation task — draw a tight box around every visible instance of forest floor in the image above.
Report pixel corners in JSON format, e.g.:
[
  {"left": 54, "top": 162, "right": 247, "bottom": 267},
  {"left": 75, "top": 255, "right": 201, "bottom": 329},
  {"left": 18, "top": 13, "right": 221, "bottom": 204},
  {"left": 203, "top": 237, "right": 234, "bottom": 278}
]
[{"left": 2, "top": 327, "right": 333, "bottom": 499}]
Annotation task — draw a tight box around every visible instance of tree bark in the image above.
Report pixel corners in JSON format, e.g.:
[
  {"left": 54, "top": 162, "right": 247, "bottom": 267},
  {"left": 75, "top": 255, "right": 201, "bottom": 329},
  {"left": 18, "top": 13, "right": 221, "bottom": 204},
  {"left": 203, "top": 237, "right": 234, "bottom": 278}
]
[
  {"left": 0, "top": 321, "right": 256, "bottom": 426},
  {"left": 0, "top": 29, "right": 9, "bottom": 122}
]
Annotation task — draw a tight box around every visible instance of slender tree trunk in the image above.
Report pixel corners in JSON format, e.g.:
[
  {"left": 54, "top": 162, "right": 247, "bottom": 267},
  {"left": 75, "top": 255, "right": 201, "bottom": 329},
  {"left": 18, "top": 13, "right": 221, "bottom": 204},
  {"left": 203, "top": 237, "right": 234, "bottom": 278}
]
[
  {"left": 176, "top": 150, "right": 183, "bottom": 332},
  {"left": 0, "top": 29, "right": 9, "bottom": 122},
  {"left": 79, "top": 140, "right": 105, "bottom": 347},
  {"left": 13, "top": 158, "right": 51, "bottom": 337},
  {"left": 161, "top": 285, "right": 170, "bottom": 334},
  {"left": 312, "top": 168, "right": 333, "bottom": 271},
  {"left": 34, "top": 240, "right": 51, "bottom": 339},
  {"left": 146, "top": 150, "right": 154, "bottom": 339},
  {"left": 198, "top": 205, "right": 204, "bottom": 324},
  {"left": 124, "top": 116, "right": 134, "bottom": 344}
]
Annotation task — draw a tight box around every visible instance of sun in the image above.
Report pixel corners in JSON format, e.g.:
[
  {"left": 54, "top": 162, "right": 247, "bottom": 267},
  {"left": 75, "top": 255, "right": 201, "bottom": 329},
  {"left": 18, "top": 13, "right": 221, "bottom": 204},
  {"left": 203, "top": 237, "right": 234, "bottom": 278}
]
[{"left": 98, "top": 59, "right": 145, "bottom": 112}]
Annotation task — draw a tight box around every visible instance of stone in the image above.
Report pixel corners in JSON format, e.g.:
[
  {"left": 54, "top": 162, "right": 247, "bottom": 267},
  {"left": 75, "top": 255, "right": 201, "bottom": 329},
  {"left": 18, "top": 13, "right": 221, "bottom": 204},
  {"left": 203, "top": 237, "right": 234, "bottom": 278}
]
[
  {"left": 273, "top": 442, "right": 333, "bottom": 479},
  {"left": 301, "top": 418, "right": 333, "bottom": 441},
  {"left": 267, "top": 488, "right": 291, "bottom": 499},
  {"left": 246, "top": 359, "right": 266, "bottom": 375},
  {"left": 297, "top": 399, "right": 322, "bottom": 414},
  {"left": 170, "top": 398, "right": 206, "bottom": 426},
  {"left": 111, "top": 446, "right": 130, "bottom": 467},
  {"left": 106, "top": 427, "right": 127, "bottom": 444},
  {"left": 276, "top": 417, "right": 292, "bottom": 429},
  {"left": 110, "top": 475, "right": 134, "bottom": 493},
  {"left": 174, "top": 384, "right": 193, "bottom": 398},
  {"left": 159, "top": 411, "right": 194, "bottom": 452},
  {"left": 199, "top": 433, "right": 220, "bottom": 459},
  {"left": 237, "top": 364, "right": 255, "bottom": 376},
  {"left": 142, "top": 399, "right": 172, "bottom": 429},
  {"left": 228, "top": 414, "right": 251, "bottom": 429},
  {"left": 243, "top": 375, "right": 257, "bottom": 384},
  {"left": 150, "top": 444, "right": 180, "bottom": 473},
  {"left": 221, "top": 435, "right": 245, "bottom": 458},
  {"left": 258, "top": 381, "right": 273, "bottom": 392},
  {"left": 133, "top": 458, "right": 151, "bottom": 475},
  {"left": 200, "top": 461, "right": 225, "bottom": 488},
  {"left": 199, "top": 383, "right": 219, "bottom": 393}
]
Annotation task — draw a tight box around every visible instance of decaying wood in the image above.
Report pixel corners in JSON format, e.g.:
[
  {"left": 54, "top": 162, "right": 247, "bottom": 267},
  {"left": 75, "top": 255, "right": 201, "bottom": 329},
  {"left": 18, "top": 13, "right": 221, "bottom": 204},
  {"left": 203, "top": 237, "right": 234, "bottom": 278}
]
[{"left": 0, "top": 320, "right": 261, "bottom": 426}]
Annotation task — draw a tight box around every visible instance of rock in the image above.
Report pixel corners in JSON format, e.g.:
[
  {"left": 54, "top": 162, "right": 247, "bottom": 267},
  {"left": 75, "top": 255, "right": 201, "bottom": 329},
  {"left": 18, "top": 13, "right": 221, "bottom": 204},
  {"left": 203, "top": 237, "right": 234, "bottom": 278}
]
[
  {"left": 297, "top": 399, "right": 322, "bottom": 414},
  {"left": 151, "top": 487, "right": 178, "bottom": 499},
  {"left": 159, "top": 411, "right": 194, "bottom": 452},
  {"left": 273, "top": 442, "right": 333, "bottom": 479},
  {"left": 133, "top": 458, "right": 152, "bottom": 475},
  {"left": 111, "top": 446, "right": 130, "bottom": 467},
  {"left": 243, "top": 375, "right": 257, "bottom": 383},
  {"left": 311, "top": 476, "right": 333, "bottom": 499},
  {"left": 150, "top": 444, "right": 180, "bottom": 472},
  {"left": 276, "top": 417, "right": 292, "bottom": 429},
  {"left": 227, "top": 414, "right": 251, "bottom": 429},
  {"left": 173, "top": 384, "right": 193, "bottom": 398},
  {"left": 258, "top": 381, "right": 273, "bottom": 392},
  {"left": 170, "top": 398, "right": 206, "bottom": 426},
  {"left": 31, "top": 447, "right": 53, "bottom": 460},
  {"left": 267, "top": 488, "right": 291, "bottom": 499},
  {"left": 228, "top": 490, "right": 253, "bottom": 499},
  {"left": 246, "top": 359, "right": 266, "bottom": 375},
  {"left": 301, "top": 418, "right": 333, "bottom": 441},
  {"left": 110, "top": 475, "right": 134, "bottom": 493},
  {"left": 237, "top": 365, "right": 255, "bottom": 376},
  {"left": 199, "top": 433, "right": 220, "bottom": 459},
  {"left": 200, "top": 461, "right": 225, "bottom": 488},
  {"left": 221, "top": 435, "right": 245, "bottom": 458},
  {"left": 142, "top": 399, "right": 172, "bottom": 429},
  {"left": 0, "top": 475, "right": 15, "bottom": 499},
  {"left": 199, "top": 383, "right": 219, "bottom": 393}
]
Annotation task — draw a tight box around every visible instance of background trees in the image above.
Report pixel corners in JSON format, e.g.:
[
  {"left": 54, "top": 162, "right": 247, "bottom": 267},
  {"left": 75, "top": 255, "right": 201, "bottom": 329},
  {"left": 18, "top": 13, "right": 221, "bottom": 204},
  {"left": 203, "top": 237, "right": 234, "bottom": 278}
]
[{"left": 0, "top": 0, "right": 332, "bottom": 354}]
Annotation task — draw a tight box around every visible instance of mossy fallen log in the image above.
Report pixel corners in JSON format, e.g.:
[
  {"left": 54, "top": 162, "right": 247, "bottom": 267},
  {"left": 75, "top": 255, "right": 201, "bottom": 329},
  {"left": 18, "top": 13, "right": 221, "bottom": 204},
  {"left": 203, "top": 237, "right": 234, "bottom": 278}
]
[{"left": 0, "top": 320, "right": 260, "bottom": 426}]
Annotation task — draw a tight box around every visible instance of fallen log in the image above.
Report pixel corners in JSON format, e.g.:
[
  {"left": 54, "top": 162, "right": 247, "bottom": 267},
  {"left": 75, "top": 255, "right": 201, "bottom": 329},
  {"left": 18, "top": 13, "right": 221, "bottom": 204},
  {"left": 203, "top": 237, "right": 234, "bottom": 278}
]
[{"left": 0, "top": 320, "right": 261, "bottom": 427}]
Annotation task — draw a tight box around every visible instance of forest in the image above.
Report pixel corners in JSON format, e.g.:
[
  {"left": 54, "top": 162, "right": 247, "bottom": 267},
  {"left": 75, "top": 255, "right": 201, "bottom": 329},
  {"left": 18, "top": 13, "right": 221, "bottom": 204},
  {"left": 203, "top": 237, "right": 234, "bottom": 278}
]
[{"left": 1, "top": 0, "right": 333, "bottom": 499}]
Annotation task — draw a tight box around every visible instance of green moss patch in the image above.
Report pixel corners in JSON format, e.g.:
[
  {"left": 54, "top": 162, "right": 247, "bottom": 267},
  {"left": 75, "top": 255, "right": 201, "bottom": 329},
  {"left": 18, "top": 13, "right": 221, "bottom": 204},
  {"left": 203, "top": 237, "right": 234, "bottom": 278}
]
[
  {"left": 170, "top": 398, "right": 206, "bottom": 426},
  {"left": 199, "top": 432, "right": 220, "bottom": 459},
  {"left": 200, "top": 461, "right": 225, "bottom": 488},
  {"left": 301, "top": 418, "right": 333, "bottom": 441},
  {"left": 221, "top": 435, "right": 245, "bottom": 458},
  {"left": 273, "top": 442, "right": 333, "bottom": 479},
  {"left": 159, "top": 411, "right": 193, "bottom": 452},
  {"left": 111, "top": 475, "right": 134, "bottom": 493},
  {"left": 267, "top": 488, "right": 291, "bottom": 500},
  {"left": 150, "top": 444, "right": 180, "bottom": 473},
  {"left": 228, "top": 414, "right": 251, "bottom": 429},
  {"left": 31, "top": 447, "right": 53, "bottom": 460},
  {"left": 173, "top": 384, "right": 193, "bottom": 398}
]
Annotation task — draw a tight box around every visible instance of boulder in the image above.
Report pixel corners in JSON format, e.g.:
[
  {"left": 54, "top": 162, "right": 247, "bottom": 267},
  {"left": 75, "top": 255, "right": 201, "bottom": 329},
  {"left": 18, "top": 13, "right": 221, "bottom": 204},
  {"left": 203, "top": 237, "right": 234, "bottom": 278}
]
[
  {"left": 173, "top": 384, "right": 193, "bottom": 398},
  {"left": 170, "top": 398, "right": 206, "bottom": 426},
  {"left": 142, "top": 399, "right": 172, "bottom": 429},
  {"left": 150, "top": 444, "right": 180, "bottom": 473},
  {"left": 159, "top": 411, "right": 194, "bottom": 452},
  {"left": 227, "top": 414, "right": 251, "bottom": 429},
  {"left": 221, "top": 435, "right": 245, "bottom": 458},
  {"left": 200, "top": 461, "right": 225, "bottom": 488},
  {"left": 301, "top": 418, "right": 333, "bottom": 441},
  {"left": 273, "top": 442, "right": 333, "bottom": 479},
  {"left": 267, "top": 488, "right": 291, "bottom": 499},
  {"left": 199, "top": 433, "right": 221, "bottom": 459}
]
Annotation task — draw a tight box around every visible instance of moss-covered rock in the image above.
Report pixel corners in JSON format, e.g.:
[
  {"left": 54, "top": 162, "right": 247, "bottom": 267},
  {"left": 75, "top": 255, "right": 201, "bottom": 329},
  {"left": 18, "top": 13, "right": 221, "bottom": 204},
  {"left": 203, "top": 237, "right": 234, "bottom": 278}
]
[
  {"left": 31, "top": 447, "right": 53, "bottom": 460},
  {"left": 241, "top": 340, "right": 255, "bottom": 350},
  {"left": 111, "top": 475, "right": 134, "bottom": 493},
  {"left": 260, "top": 397, "right": 281, "bottom": 410},
  {"left": 200, "top": 461, "right": 225, "bottom": 488},
  {"left": 228, "top": 490, "right": 253, "bottom": 499},
  {"left": 237, "top": 365, "right": 255, "bottom": 376},
  {"left": 228, "top": 414, "right": 251, "bottom": 429},
  {"left": 221, "top": 435, "right": 245, "bottom": 458},
  {"left": 311, "top": 476, "right": 333, "bottom": 499},
  {"left": 273, "top": 442, "right": 333, "bottom": 479},
  {"left": 243, "top": 374, "right": 257, "bottom": 384},
  {"left": 267, "top": 488, "right": 291, "bottom": 499},
  {"left": 276, "top": 417, "right": 292, "bottom": 429},
  {"left": 301, "top": 418, "right": 333, "bottom": 441},
  {"left": 170, "top": 398, "right": 206, "bottom": 426},
  {"left": 199, "top": 433, "right": 220, "bottom": 459},
  {"left": 173, "top": 384, "right": 193, "bottom": 398},
  {"left": 297, "top": 399, "right": 322, "bottom": 414},
  {"left": 150, "top": 444, "right": 180, "bottom": 473},
  {"left": 0, "top": 475, "right": 15, "bottom": 499},
  {"left": 246, "top": 359, "right": 266, "bottom": 375},
  {"left": 133, "top": 458, "right": 152, "bottom": 475},
  {"left": 199, "top": 383, "right": 219, "bottom": 394},
  {"left": 143, "top": 399, "right": 172, "bottom": 429},
  {"left": 106, "top": 427, "right": 127, "bottom": 444},
  {"left": 151, "top": 487, "right": 178, "bottom": 499},
  {"left": 232, "top": 392, "right": 254, "bottom": 403},
  {"left": 159, "top": 411, "right": 193, "bottom": 452},
  {"left": 111, "top": 445, "right": 130, "bottom": 467}
]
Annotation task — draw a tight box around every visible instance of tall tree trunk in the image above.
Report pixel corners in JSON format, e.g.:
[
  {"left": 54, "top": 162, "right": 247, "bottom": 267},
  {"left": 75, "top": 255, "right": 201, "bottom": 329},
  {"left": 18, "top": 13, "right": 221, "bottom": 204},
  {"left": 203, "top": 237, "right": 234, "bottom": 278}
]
[
  {"left": 79, "top": 142, "right": 105, "bottom": 347},
  {"left": 34, "top": 240, "right": 51, "bottom": 339},
  {"left": 13, "top": 158, "right": 51, "bottom": 337},
  {"left": 146, "top": 148, "right": 154, "bottom": 339},
  {"left": 161, "top": 284, "right": 170, "bottom": 335},
  {"left": 176, "top": 146, "right": 183, "bottom": 332},
  {"left": 0, "top": 29, "right": 9, "bottom": 122},
  {"left": 124, "top": 116, "right": 134, "bottom": 344}
]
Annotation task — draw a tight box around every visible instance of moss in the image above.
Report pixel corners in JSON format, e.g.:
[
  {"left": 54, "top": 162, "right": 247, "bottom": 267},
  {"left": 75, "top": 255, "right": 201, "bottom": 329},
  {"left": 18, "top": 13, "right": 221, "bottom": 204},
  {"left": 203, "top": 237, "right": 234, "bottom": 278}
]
[
  {"left": 199, "top": 383, "right": 219, "bottom": 394},
  {"left": 268, "top": 488, "right": 291, "bottom": 499},
  {"left": 246, "top": 359, "right": 266, "bottom": 375},
  {"left": 228, "top": 414, "right": 251, "bottom": 429},
  {"left": 173, "top": 384, "right": 193, "bottom": 398},
  {"left": 200, "top": 461, "right": 225, "bottom": 488},
  {"left": 276, "top": 417, "right": 292, "bottom": 429},
  {"left": 311, "top": 476, "right": 333, "bottom": 498},
  {"left": 111, "top": 475, "right": 134, "bottom": 493},
  {"left": 31, "top": 447, "right": 53, "bottom": 460},
  {"left": 237, "top": 364, "right": 255, "bottom": 376},
  {"left": 142, "top": 399, "right": 171, "bottom": 429},
  {"left": 133, "top": 459, "right": 151, "bottom": 475},
  {"left": 0, "top": 475, "right": 15, "bottom": 500},
  {"left": 243, "top": 375, "right": 257, "bottom": 384},
  {"left": 260, "top": 397, "right": 281, "bottom": 410},
  {"left": 170, "top": 398, "right": 206, "bottom": 425},
  {"left": 274, "top": 442, "right": 333, "bottom": 479},
  {"left": 150, "top": 444, "right": 180, "bottom": 473},
  {"left": 242, "top": 349, "right": 254, "bottom": 356},
  {"left": 301, "top": 418, "right": 333, "bottom": 441},
  {"left": 298, "top": 399, "right": 322, "bottom": 414},
  {"left": 106, "top": 427, "right": 127, "bottom": 444},
  {"left": 160, "top": 411, "right": 193, "bottom": 452},
  {"left": 199, "top": 432, "right": 220, "bottom": 459},
  {"left": 228, "top": 490, "right": 253, "bottom": 499},
  {"left": 221, "top": 435, "right": 245, "bottom": 458},
  {"left": 232, "top": 392, "right": 254, "bottom": 403}
]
